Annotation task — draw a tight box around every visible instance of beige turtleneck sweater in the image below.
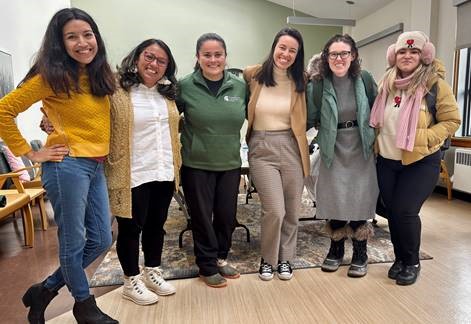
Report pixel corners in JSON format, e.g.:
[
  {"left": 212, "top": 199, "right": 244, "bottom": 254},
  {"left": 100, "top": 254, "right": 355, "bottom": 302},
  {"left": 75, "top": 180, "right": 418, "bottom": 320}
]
[{"left": 253, "top": 65, "right": 291, "bottom": 131}]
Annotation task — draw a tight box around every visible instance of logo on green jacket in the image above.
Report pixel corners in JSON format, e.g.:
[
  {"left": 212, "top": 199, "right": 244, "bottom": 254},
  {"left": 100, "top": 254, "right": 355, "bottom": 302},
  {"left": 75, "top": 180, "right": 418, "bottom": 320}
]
[{"left": 223, "top": 95, "right": 241, "bottom": 102}]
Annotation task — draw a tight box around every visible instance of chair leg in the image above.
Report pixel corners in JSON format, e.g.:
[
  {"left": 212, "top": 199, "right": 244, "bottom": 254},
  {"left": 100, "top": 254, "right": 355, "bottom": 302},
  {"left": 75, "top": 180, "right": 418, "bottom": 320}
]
[
  {"left": 21, "top": 205, "right": 34, "bottom": 248},
  {"left": 37, "top": 196, "right": 48, "bottom": 230},
  {"left": 440, "top": 160, "right": 452, "bottom": 200},
  {"left": 235, "top": 222, "right": 250, "bottom": 243}
]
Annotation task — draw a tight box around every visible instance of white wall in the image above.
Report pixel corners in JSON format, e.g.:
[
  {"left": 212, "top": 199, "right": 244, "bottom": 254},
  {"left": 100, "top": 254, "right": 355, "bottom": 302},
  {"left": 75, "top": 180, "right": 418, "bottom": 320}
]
[
  {"left": 347, "top": 0, "right": 457, "bottom": 85},
  {"left": 0, "top": 0, "right": 70, "bottom": 144},
  {"left": 435, "top": 0, "right": 458, "bottom": 83}
]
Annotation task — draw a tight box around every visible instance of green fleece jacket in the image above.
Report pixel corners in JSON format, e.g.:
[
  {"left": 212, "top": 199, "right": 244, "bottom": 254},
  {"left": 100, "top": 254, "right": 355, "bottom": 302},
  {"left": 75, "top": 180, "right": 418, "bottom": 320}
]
[
  {"left": 306, "top": 71, "right": 377, "bottom": 168},
  {"left": 177, "top": 69, "right": 246, "bottom": 171}
]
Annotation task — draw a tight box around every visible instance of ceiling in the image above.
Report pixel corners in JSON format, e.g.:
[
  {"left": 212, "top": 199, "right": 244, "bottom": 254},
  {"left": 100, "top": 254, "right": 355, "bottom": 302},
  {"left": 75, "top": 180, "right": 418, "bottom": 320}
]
[{"left": 266, "top": 0, "right": 394, "bottom": 20}]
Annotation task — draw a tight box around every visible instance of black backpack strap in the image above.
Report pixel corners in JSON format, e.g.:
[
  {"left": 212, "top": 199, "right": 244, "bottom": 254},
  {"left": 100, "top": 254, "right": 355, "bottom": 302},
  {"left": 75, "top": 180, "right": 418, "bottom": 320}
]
[
  {"left": 360, "top": 70, "right": 377, "bottom": 108},
  {"left": 307, "top": 78, "right": 323, "bottom": 129},
  {"left": 425, "top": 82, "right": 450, "bottom": 153},
  {"left": 426, "top": 82, "right": 438, "bottom": 123},
  {"left": 312, "top": 78, "right": 323, "bottom": 110}
]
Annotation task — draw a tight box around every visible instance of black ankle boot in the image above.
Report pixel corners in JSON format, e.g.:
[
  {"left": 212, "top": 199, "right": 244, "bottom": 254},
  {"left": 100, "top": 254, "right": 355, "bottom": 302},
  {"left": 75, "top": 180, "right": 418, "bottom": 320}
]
[
  {"left": 396, "top": 264, "right": 421, "bottom": 286},
  {"left": 73, "top": 295, "right": 118, "bottom": 324},
  {"left": 321, "top": 238, "right": 345, "bottom": 272},
  {"left": 348, "top": 239, "right": 368, "bottom": 278},
  {"left": 22, "top": 280, "right": 58, "bottom": 324},
  {"left": 388, "top": 260, "right": 404, "bottom": 279}
]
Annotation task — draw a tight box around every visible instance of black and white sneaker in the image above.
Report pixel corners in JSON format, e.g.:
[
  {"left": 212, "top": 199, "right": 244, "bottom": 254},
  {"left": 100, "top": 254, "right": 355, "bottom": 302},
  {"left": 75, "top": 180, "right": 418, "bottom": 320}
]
[
  {"left": 258, "top": 259, "right": 274, "bottom": 281},
  {"left": 277, "top": 261, "right": 293, "bottom": 280}
]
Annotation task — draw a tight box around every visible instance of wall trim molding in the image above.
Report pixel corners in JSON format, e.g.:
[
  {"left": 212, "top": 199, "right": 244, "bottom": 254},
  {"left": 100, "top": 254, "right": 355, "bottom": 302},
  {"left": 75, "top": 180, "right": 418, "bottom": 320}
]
[{"left": 357, "top": 23, "right": 404, "bottom": 48}]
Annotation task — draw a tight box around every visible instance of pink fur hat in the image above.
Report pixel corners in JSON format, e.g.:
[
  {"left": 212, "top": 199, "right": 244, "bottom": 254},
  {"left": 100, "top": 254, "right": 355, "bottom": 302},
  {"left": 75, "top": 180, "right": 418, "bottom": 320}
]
[{"left": 386, "top": 31, "right": 436, "bottom": 67}]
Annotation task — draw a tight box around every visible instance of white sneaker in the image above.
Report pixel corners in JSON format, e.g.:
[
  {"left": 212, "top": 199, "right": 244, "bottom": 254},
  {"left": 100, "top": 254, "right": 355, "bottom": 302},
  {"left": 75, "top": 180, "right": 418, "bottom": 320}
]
[
  {"left": 142, "top": 266, "right": 176, "bottom": 296},
  {"left": 122, "top": 274, "right": 159, "bottom": 305}
]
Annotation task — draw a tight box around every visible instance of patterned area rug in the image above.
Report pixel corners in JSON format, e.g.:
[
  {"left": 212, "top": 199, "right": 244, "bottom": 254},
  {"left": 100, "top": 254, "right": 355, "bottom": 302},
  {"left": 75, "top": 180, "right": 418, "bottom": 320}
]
[{"left": 90, "top": 193, "right": 432, "bottom": 287}]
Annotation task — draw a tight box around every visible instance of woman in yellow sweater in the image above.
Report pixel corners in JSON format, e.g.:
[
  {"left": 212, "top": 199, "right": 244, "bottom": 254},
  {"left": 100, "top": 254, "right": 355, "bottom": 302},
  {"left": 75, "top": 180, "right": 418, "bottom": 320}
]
[{"left": 0, "top": 8, "right": 117, "bottom": 323}]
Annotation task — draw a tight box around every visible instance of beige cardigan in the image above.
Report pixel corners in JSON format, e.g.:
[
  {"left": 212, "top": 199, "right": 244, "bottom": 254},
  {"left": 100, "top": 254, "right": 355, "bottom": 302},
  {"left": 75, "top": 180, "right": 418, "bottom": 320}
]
[
  {"left": 243, "top": 65, "right": 310, "bottom": 176},
  {"left": 105, "top": 86, "right": 182, "bottom": 218}
]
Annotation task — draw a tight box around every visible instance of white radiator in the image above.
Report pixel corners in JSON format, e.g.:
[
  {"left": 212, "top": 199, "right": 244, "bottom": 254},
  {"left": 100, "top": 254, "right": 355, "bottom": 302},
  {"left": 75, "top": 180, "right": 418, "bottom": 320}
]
[{"left": 454, "top": 148, "right": 471, "bottom": 194}]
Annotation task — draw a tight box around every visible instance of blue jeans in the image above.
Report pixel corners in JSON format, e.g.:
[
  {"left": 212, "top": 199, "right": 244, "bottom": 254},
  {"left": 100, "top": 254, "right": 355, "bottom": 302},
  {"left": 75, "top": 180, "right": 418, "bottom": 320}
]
[{"left": 41, "top": 156, "right": 112, "bottom": 301}]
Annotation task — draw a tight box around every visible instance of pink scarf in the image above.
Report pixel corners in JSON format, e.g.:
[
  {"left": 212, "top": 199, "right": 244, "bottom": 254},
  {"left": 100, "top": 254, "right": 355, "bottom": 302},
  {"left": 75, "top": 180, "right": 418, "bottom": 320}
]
[{"left": 369, "top": 74, "right": 425, "bottom": 151}]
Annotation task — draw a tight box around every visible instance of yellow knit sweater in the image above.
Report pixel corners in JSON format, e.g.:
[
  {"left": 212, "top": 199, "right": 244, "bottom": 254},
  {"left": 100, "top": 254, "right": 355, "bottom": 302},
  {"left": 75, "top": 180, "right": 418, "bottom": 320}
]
[{"left": 0, "top": 73, "right": 110, "bottom": 157}]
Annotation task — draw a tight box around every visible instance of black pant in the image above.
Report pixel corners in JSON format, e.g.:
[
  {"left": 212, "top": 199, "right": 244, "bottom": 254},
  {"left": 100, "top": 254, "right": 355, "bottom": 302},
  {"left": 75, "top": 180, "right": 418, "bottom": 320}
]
[
  {"left": 116, "top": 181, "right": 174, "bottom": 276},
  {"left": 329, "top": 220, "right": 366, "bottom": 232},
  {"left": 181, "top": 166, "right": 241, "bottom": 276},
  {"left": 377, "top": 151, "right": 440, "bottom": 265}
]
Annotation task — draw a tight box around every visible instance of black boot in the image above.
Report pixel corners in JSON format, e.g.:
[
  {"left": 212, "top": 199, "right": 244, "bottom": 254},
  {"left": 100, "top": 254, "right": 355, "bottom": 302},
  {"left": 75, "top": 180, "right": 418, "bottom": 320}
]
[
  {"left": 396, "top": 264, "right": 421, "bottom": 285},
  {"left": 348, "top": 239, "right": 368, "bottom": 277},
  {"left": 321, "top": 238, "right": 345, "bottom": 272},
  {"left": 388, "top": 260, "right": 404, "bottom": 279},
  {"left": 73, "top": 295, "right": 118, "bottom": 324},
  {"left": 22, "top": 280, "right": 58, "bottom": 324}
]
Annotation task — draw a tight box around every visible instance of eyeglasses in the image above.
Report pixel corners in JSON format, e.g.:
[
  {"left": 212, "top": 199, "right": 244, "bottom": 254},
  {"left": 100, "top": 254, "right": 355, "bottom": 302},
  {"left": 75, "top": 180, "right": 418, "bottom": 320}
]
[
  {"left": 327, "top": 51, "right": 351, "bottom": 60},
  {"left": 142, "top": 51, "right": 168, "bottom": 67}
]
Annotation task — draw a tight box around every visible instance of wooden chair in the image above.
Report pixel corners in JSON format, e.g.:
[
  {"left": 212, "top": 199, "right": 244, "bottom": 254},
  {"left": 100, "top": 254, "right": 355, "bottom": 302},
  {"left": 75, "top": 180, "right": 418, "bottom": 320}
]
[
  {"left": 0, "top": 144, "right": 42, "bottom": 189},
  {"left": 0, "top": 173, "right": 34, "bottom": 247},
  {"left": 0, "top": 150, "right": 48, "bottom": 229},
  {"left": 440, "top": 160, "right": 453, "bottom": 200}
]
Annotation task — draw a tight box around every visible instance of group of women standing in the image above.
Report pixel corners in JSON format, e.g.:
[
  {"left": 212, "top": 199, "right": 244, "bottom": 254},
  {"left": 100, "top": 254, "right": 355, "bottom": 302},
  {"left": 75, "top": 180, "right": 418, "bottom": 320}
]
[{"left": 0, "top": 7, "right": 461, "bottom": 324}]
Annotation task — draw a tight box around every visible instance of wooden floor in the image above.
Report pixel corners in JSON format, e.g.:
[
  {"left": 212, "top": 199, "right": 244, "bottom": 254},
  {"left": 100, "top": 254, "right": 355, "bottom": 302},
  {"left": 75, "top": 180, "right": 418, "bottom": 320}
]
[{"left": 42, "top": 193, "right": 471, "bottom": 324}]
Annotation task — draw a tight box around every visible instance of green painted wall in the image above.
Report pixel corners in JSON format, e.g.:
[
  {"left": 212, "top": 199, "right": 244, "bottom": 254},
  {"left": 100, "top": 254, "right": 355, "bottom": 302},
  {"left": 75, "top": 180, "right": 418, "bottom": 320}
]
[{"left": 71, "top": 0, "right": 340, "bottom": 77}]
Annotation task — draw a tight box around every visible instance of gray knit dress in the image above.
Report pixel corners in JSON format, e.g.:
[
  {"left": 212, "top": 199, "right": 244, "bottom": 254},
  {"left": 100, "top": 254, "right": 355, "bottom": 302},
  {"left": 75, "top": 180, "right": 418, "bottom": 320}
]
[{"left": 316, "top": 75, "right": 378, "bottom": 221}]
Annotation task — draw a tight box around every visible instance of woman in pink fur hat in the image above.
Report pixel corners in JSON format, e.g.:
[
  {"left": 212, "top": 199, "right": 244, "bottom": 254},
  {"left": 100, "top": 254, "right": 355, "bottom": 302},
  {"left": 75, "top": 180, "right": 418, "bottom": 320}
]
[{"left": 370, "top": 31, "right": 461, "bottom": 285}]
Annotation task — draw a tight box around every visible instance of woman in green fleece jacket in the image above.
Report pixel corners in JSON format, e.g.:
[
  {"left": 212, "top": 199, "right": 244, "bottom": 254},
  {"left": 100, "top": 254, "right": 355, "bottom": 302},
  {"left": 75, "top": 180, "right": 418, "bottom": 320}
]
[{"left": 177, "top": 33, "right": 246, "bottom": 288}]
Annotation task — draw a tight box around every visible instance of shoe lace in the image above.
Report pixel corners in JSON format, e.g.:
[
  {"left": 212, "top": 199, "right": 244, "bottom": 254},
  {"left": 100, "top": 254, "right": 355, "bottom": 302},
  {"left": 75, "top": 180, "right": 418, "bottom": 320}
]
[
  {"left": 217, "top": 259, "right": 228, "bottom": 267},
  {"left": 260, "top": 262, "right": 272, "bottom": 273},
  {"left": 146, "top": 267, "right": 164, "bottom": 285},
  {"left": 130, "top": 276, "right": 147, "bottom": 294},
  {"left": 278, "top": 262, "right": 291, "bottom": 273}
]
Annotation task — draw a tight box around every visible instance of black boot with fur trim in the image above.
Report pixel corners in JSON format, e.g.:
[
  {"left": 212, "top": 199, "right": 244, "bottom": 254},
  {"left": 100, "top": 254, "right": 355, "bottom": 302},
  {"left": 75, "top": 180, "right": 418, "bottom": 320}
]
[
  {"left": 322, "top": 238, "right": 346, "bottom": 272},
  {"left": 348, "top": 222, "right": 374, "bottom": 278},
  {"left": 321, "top": 222, "right": 348, "bottom": 272}
]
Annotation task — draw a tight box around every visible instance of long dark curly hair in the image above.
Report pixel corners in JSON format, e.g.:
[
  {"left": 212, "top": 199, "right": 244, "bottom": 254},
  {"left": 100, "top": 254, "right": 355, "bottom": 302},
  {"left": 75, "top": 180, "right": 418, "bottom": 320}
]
[
  {"left": 118, "top": 39, "right": 177, "bottom": 100},
  {"left": 19, "top": 8, "right": 115, "bottom": 97}
]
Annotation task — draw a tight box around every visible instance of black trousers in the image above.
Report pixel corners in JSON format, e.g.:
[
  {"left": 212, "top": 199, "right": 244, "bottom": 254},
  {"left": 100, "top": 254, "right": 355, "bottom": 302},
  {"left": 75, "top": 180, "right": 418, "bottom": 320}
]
[
  {"left": 376, "top": 150, "right": 440, "bottom": 265},
  {"left": 329, "top": 220, "right": 366, "bottom": 232},
  {"left": 116, "top": 181, "right": 174, "bottom": 276},
  {"left": 181, "top": 166, "right": 241, "bottom": 276}
]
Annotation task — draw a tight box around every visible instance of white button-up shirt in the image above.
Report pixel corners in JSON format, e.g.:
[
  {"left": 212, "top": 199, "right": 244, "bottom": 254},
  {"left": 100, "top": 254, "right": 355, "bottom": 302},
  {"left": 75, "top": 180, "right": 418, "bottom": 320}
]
[{"left": 130, "top": 84, "right": 174, "bottom": 188}]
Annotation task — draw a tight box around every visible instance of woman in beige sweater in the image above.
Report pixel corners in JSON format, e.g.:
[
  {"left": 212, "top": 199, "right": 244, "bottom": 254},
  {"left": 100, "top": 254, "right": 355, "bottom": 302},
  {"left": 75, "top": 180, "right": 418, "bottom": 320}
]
[{"left": 243, "top": 27, "right": 309, "bottom": 281}]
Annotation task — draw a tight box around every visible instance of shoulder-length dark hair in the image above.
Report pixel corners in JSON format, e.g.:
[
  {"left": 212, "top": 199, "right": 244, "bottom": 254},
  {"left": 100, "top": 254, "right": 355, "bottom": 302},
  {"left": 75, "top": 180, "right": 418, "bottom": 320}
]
[
  {"left": 19, "top": 8, "right": 115, "bottom": 97},
  {"left": 255, "top": 27, "right": 305, "bottom": 93},
  {"left": 118, "top": 39, "right": 178, "bottom": 100},
  {"left": 317, "top": 34, "right": 361, "bottom": 80},
  {"left": 193, "top": 33, "right": 227, "bottom": 72}
]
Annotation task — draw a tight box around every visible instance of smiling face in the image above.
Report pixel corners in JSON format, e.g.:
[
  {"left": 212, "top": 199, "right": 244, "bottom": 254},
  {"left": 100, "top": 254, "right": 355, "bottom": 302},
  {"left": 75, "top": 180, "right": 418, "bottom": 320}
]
[
  {"left": 136, "top": 44, "right": 169, "bottom": 88},
  {"left": 327, "top": 41, "right": 354, "bottom": 78},
  {"left": 197, "top": 40, "right": 226, "bottom": 81},
  {"left": 62, "top": 19, "right": 97, "bottom": 67},
  {"left": 273, "top": 35, "right": 299, "bottom": 70},
  {"left": 396, "top": 48, "right": 421, "bottom": 77}
]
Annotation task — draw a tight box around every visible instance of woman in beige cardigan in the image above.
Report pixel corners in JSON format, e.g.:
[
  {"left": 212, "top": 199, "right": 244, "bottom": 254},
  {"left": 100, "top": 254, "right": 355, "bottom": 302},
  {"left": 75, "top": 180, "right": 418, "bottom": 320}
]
[
  {"left": 105, "top": 39, "right": 182, "bottom": 305},
  {"left": 243, "top": 27, "right": 309, "bottom": 281}
]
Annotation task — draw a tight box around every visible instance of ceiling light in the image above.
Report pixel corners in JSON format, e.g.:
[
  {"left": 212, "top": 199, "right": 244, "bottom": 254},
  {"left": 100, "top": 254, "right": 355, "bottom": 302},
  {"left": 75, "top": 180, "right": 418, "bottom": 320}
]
[
  {"left": 286, "top": 16, "right": 356, "bottom": 27},
  {"left": 286, "top": 0, "right": 356, "bottom": 27}
]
